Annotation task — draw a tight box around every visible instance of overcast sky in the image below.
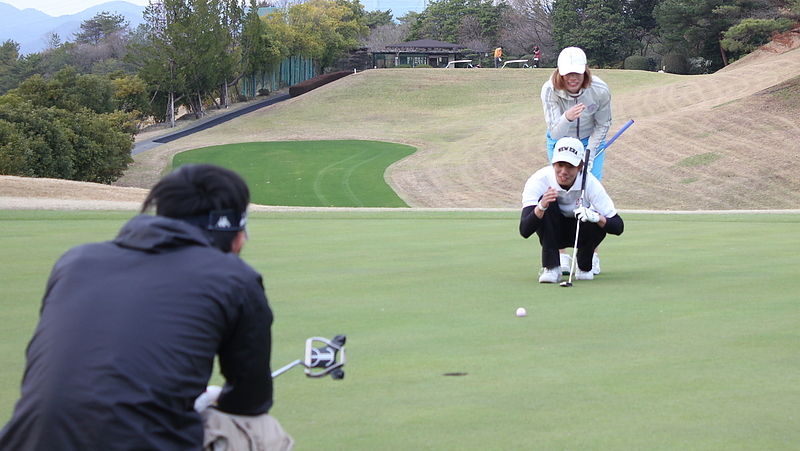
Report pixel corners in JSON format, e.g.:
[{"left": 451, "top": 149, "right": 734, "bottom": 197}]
[
  {"left": 4, "top": 0, "right": 149, "bottom": 16},
  {"left": 3, "top": 0, "right": 425, "bottom": 18}
]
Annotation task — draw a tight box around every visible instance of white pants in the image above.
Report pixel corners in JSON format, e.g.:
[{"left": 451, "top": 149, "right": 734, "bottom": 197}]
[{"left": 202, "top": 408, "right": 294, "bottom": 451}]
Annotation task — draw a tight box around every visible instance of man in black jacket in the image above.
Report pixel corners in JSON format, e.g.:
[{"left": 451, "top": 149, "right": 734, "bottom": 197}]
[{"left": 0, "top": 164, "right": 291, "bottom": 450}]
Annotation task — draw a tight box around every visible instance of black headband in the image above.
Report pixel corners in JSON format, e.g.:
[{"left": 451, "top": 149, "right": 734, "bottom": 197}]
[{"left": 179, "top": 209, "right": 247, "bottom": 232}]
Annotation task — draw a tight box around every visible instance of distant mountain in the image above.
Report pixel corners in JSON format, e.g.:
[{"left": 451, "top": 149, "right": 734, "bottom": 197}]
[{"left": 0, "top": 1, "right": 146, "bottom": 55}]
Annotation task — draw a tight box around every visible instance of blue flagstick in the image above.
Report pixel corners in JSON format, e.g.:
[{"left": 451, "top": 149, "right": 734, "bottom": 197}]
[{"left": 595, "top": 119, "right": 634, "bottom": 157}]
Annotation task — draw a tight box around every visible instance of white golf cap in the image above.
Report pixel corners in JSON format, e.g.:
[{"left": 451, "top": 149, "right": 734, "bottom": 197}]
[
  {"left": 552, "top": 137, "right": 585, "bottom": 167},
  {"left": 557, "top": 47, "right": 587, "bottom": 75}
]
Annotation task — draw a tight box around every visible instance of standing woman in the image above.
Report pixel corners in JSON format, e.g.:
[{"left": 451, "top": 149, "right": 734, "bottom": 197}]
[
  {"left": 540, "top": 46, "right": 612, "bottom": 274},
  {"left": 542, "top": 47, "right": 612, "bottom": 179}
]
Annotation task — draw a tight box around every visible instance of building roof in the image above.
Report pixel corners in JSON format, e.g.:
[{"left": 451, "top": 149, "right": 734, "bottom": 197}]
[{"left": 385, "top": 39, "right": 466, "bottom": 51}]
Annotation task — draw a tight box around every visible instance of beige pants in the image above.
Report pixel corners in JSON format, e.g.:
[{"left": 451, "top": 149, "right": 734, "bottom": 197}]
[{"left": 202, "top": 408, "right": 294, "bottom": 451}]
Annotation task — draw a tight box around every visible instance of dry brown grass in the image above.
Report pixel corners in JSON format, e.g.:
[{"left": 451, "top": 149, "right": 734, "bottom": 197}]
[{"left": 2, "top": 36, "right": 799, "bottom": 211}]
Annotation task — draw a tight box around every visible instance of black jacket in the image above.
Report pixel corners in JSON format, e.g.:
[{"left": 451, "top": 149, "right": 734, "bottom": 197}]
[{"left": 0, "top": 215, "right": 273, "bottom": 451}]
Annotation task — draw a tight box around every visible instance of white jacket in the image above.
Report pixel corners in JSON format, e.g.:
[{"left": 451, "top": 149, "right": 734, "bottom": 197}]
[
  {"left": 521, "top": 166, "right": 617, "bottom": 219},
  {"left": 541, "top": 75, "right": 612, "bottom": 154}
]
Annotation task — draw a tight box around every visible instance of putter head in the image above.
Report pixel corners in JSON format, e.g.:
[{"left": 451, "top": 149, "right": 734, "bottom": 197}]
[
  {"left": 304, "top": 335, "right": 346, "bottom": 379},
  {"left": 271, "top": 335, "right": 347, "bottom": 379},
  {"left": 560, "top": 281, "right": 573, "bottom": 287}
]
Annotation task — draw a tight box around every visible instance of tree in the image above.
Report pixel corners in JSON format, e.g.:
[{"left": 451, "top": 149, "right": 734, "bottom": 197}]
[
  {"left": 74, "top": 12, "right": 129, "bottom": 45},
  {"left": 0, "top": 40, "right": 21, "bottom": 94},
  {"left": 364, "top": 9, "right": 395, "bottom": 28},
  {"left": 362, "top": 21, "right": 411, "bottom": 51},
  {"left": 551, "top": 0, "right": 638, "bottom": 67},
  {"left": 654, "top": 0, "right": 782, "bottom": 71},
  {"left": 0, "top": 101, "right": 74, "bottom": 179},
  {"left": 129, "top": 0, "right": 235, "bottom": 123},
  {"left": 219, "top": 0, "right": 285, "bottom": 107},
  {"left": 124, "top": 17, "right": 182, "bottom": 127},
  {"left": 767, "top": 0, "right": 800, "bottom": 18},
  {"left": 0, "top": 43, "right": 47, "bottom": 95},
  {"left": 501, "top": 0, "right": 554, "bottom": 58},
  {"left": 110, "top": 73, "right": 151, "bottom": 116},
  {"left": 720, "top": 17, "right": 795, "bottom": 54},
  {"left": 408, "top": 0, "right": 507, "bottom": 47},
  {"left": 0, "top": 118, "right": 27, "bottom": 175},
  {"left": 128, "top": 0, "right": 283, "bottom": 124},
  {"left": 263, "top": 0, "right": 369, "bottom": 69},
  {"left": 13, "top": 67, "right": 117, "bottom": 114},
  {"left": 0, "top": 69, "right": 135, "bottom": 183},
  {"left": 627, "top": 0, "right": 663, "bottom": 56},
  {"left": 240, "top": 5, "right": 284, "bottom": 78},
  {"left": 52, "top": 13, "right": 134, "bottom": 74}
]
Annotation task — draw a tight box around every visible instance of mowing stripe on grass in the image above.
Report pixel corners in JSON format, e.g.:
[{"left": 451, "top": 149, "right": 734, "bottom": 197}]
[{"left": 172, "top": 140, "right": 415, "bottom": 207}]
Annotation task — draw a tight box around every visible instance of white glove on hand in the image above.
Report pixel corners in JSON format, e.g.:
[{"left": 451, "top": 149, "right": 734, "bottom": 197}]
[
  {"left": 194, "top": 385, "right": 222, "bottom": 412},
  {"left": 574, "top": 206, "right": 600, "bottom": 223}
]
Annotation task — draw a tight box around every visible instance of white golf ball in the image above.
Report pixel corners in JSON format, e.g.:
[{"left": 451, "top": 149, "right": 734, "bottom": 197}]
[{"left": 516, "top": 307, "right": 526, "bottom": 317}]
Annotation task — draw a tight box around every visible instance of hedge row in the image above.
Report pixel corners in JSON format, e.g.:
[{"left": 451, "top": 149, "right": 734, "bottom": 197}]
[{"left": 289, "top": 71, "right": 353, "bottom": 97}]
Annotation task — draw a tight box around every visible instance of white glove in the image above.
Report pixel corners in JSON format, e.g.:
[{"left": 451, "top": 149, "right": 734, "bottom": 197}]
[
  {"left": 194, "top": 385, "right": 222, "bottom": 412},
  {"left": 574, "top": 206, "right": 600, "bottom": 223}
]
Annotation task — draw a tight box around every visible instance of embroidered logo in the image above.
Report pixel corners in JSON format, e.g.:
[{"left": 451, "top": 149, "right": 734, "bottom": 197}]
[{"left": 214, "top": 215, "right": 232, "bottom": 229}]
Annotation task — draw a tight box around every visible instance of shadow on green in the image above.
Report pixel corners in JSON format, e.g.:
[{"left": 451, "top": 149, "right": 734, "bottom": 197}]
[{"left": 172, "top": 140, "right": 416, "bottom": 207}]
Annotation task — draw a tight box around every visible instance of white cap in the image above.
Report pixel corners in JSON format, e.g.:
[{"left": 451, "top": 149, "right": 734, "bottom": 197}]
[
  {"left": 557, "top": 47, "right": 587, "bottom": 75},
  {"left": 551, "top": 137, "right": 585, "bottom": 167}
]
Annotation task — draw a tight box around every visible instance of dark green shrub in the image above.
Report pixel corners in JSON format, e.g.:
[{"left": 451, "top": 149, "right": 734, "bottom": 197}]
[
  {"left": 289, "top": 71, "right": 352, "bottom": 97},
  {"left": 394, "top": 64, "right": 411, "bottom": 68},
  {"left": 414, "top": 64, "right": 433, "bottom": 68},
  {"left": 257, "top": 88, "right": 270, "bottom": 96},
  {"left": 0, "top": 102, "right": 133, "bottom": 183},
  {"left": 624, "top": 56, "right": 650, "bottom": 71},
  {"left": 660, "top": 53, "right": 689, "bottom": 75}
]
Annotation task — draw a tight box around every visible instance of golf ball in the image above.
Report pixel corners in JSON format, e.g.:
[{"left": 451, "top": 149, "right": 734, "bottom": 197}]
[{"left": 516, "top": 307, "right": 526, "bottom": 317}]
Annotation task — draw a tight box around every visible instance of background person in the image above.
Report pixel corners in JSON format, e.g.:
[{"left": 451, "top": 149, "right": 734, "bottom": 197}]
[
  {"left": 519, "top": 137, "right": 623, "bottom": 284},
  {"left": 494, "top": 46, "right": 503, "bottom": 68},
  {"left": 0, "top": 164, "right": 293, "bottom": 451},
  {"left": 540, "top": 46, "right": 613, "bottom": 274}
]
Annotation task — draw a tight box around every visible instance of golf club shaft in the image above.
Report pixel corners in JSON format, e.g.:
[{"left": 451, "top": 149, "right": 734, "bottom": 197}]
[
  {"left": 563, "top": 116, "right": 591, "bottom": 287},
  {"left": 566, "top": 219, "right": 580, "bottom": 285}
]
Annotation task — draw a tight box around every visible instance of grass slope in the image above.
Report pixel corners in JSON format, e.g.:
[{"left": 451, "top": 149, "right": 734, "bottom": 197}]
[
  {"left": 173, "top": 140, "right": 415, "bottom": 207},
  {"left": 2, "top": 210, "right": 799, "bottom": 450},
  {"left": 119, "top": 41, "right": 800, "bottom": 210}
]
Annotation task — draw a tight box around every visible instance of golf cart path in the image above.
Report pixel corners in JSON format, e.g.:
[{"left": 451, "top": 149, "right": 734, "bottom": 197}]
[{"left": 132, "top": 93, "right": 291, "bottom": 155}]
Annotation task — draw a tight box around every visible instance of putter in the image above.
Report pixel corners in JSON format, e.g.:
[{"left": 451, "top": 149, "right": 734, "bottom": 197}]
[
  {"left": 560, "top": 119, "right": 633, "bottom": 287},
  {"left": 560, "top": 117, "right": 588, "bottom": 288},
  {"left": 194, "top": 336, "right": 346, "bottom": 412},
  {"left": 271, "top": 335, "right": 346, "bottom": 380}
]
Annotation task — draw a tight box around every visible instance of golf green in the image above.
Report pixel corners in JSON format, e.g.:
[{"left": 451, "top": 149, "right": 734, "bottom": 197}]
[
  {"left": 1, "top": 210, "right": 798, "bottom": 450},
  {"left": 173, "top": 140, "right": 415, "bottom": 207}
]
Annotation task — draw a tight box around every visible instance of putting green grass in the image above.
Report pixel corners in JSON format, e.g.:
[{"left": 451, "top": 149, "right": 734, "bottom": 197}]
[
  {"left": 1, "top": 210, "right": 799, "bottom": 450},
  {"left": 172, "top": 140, "right": 416, "bottom": 207}
]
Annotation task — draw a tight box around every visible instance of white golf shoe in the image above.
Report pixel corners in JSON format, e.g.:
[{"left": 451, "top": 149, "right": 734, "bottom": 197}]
[
  {"left": 575, "top": 268, "right": 594, "bottom": 280},
  {"left": 592, "top": 253, "right": 601, "bottom": 275},
  {"left": 538, "top": 267, "right": 562, "bottom": 284},
  {"left": 560, "top": 253, "right": 572, "bottom": 275}
]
